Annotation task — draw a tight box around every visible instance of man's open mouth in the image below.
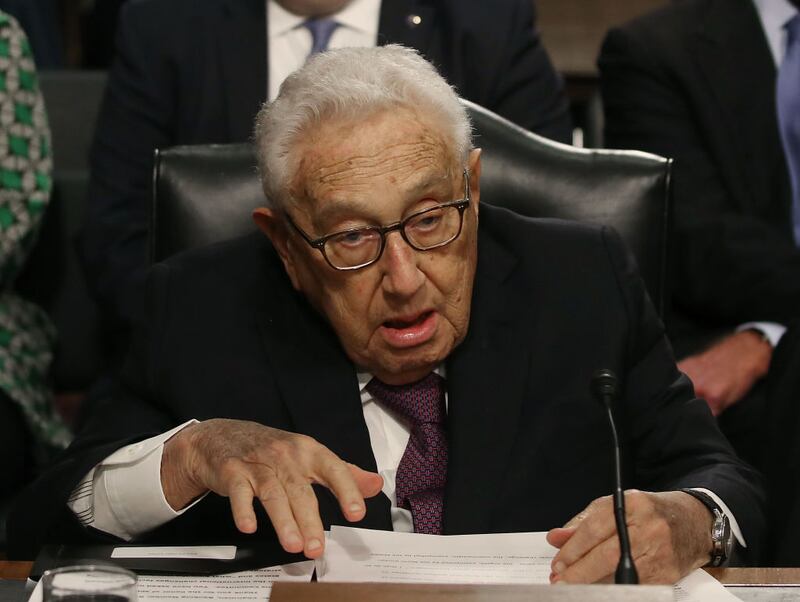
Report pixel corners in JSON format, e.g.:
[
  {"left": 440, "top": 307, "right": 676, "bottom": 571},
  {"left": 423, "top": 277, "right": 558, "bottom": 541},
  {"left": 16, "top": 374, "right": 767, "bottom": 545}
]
[{"left": 384, "top": 311, "right": 433, "bottom": 330}]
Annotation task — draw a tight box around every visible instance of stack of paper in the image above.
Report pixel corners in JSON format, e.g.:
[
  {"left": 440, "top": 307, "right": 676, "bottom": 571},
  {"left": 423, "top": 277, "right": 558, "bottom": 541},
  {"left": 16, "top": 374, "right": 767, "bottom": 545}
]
[
  {"left": 317, "top": 526, "right": 743, "bottom": 602},
  {"left": 317, "top": 526, "right": 557, "bottom": 584}
]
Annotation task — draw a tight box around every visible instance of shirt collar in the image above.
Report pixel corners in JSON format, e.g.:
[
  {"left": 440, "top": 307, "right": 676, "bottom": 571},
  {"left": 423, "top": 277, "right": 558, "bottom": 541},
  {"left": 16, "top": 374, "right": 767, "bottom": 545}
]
[
  {"left": 268, "top": 0, "right": 381, "bottom": 38},
  {"left": 753, "top": 0, "right": 798, "bottom": 29},
  {"left": 753, "top": 0, "right": 798, "bottom": 63},
  {"left": 358, "top": 365, "right": 447, "bottom": 403},
  {"left": 268, "top": 0, "right": 306, "bottom": 37}
]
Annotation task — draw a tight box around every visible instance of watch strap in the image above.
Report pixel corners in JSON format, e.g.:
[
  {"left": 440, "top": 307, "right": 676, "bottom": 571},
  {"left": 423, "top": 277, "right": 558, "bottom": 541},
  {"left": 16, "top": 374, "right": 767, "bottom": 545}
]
[{"left": 680, "top": 489, "right": 732, "bottom": 567}]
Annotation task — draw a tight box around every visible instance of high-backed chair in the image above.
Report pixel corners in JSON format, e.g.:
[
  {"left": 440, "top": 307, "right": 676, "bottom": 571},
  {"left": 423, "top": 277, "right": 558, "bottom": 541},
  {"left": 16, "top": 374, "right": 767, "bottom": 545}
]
[{"left": 152, "top": 99, "right": 671, "bottom": 315}]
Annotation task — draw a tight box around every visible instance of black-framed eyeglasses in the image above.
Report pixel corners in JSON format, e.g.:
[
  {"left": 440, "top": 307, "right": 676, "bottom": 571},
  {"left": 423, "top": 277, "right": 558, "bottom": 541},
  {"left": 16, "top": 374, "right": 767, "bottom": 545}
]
[{"left": 285, "top": 169, "right": 471, "bottom": 271}]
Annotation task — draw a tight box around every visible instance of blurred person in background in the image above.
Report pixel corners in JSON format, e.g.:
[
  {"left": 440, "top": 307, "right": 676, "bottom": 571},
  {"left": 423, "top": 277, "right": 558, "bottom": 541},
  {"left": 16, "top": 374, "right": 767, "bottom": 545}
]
[
  {"left": 0, "top": 10, "right": 70, "bottom": 518},
  {"left": 599, "top": 0, "right": 800, "bottom": 467}
]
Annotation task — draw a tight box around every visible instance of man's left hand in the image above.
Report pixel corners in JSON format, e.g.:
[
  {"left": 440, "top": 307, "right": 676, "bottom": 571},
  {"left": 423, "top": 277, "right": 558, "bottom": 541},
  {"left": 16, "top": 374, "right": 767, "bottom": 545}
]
[{"left": 546, "top": 490, "right": 713, "bottom": 584}]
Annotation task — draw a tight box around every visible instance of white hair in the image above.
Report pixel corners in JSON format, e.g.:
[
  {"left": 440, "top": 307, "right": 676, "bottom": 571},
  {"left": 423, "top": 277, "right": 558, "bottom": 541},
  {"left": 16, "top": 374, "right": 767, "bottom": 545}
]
[{"left": 254, "top": 44, "right": 473, "bottom": 208}]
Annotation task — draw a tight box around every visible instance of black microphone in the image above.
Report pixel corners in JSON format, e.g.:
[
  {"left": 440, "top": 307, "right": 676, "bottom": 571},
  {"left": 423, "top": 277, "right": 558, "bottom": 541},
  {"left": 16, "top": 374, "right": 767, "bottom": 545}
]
[{"left": 591, "top": 369, "right": 639, "bottom": 585}]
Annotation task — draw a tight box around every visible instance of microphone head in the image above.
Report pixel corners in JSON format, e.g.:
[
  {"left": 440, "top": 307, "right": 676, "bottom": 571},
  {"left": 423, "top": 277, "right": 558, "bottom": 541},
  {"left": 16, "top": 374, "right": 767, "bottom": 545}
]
[{"left": 591, "top": 369, "right": 618, "bottom": 405}]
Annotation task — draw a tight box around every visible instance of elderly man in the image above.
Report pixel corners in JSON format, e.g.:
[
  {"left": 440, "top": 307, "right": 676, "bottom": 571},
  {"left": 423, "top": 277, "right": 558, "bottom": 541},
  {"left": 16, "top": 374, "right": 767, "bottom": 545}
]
[{"left": 11, "top": 46, "right": 763, "bottom": 583}]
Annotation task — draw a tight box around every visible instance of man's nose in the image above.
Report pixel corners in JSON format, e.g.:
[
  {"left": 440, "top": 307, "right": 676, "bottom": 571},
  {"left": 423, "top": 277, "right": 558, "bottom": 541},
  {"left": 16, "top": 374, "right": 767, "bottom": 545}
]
[{"left": 380, "top": 231, "right": 425, "bottom": 297}]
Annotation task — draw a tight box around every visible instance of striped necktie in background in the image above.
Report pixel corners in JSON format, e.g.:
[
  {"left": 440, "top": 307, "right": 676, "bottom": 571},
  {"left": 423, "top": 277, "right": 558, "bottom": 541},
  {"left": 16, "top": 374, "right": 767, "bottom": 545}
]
[
  {"left": 777, "top": 14, "right": 800, "bottom": 243},
  {"left": 304, "top": 18, "right": 340, "bottom": 57}
]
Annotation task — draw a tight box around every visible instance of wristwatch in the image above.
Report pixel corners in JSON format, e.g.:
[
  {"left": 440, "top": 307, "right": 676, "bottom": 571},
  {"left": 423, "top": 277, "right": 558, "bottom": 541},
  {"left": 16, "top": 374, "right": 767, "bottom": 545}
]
[{"left": 681, "top": 489, "right": 734, "bottom": 567}]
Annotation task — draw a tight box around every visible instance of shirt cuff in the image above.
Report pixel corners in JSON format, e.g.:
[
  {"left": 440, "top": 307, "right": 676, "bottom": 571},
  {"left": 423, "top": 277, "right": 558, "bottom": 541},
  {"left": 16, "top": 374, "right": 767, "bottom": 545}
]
[
  {"left": 736, "top": 321, "right": 786, "bottom": 348},
  {"left": 68, "top": 420, "right": 205, "bottom": 540},
  {"left": 691, "top": 487, "right": 745, "bottom": 548}
]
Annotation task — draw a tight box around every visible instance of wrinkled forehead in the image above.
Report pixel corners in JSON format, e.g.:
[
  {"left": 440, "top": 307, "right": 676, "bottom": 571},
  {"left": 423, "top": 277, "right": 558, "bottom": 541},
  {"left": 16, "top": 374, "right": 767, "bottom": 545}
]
[{"left": 287, "top": 107, "right": 461, "bottom": 207}]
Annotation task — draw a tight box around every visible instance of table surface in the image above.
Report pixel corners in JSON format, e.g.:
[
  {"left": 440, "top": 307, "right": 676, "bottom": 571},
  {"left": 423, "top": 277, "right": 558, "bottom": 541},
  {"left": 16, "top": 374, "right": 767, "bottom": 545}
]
[
  {"left": 3, "top": 562, "right": 800, "bottom": 602},
  {"left": 707, "top": 568, "right": 800, "bottom": 585},
  {"left": 0, "top": 564, "right": 30, "bottom": 582},
  {"left": 2, "top": 562, "right": 800, "bottom": 583}
]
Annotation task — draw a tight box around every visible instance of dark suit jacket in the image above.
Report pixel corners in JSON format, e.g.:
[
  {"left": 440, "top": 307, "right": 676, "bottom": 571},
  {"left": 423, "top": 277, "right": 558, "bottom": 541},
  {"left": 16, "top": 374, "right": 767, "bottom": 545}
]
[
  {"left": 599, "top": 0, "right": 800, "bottom": 357},
  {"left": 80, "top": 0, "right": 571, "bottom": 339},
  {"left": 10, "top": 204, "right": 765, "bottom": 563}
]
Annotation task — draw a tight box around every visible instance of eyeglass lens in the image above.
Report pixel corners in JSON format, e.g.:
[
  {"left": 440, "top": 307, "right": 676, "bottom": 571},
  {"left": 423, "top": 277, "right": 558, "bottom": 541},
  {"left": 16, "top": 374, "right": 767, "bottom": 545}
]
[{"left": 324, "top": 204, "right": 464, "bottom": 269}]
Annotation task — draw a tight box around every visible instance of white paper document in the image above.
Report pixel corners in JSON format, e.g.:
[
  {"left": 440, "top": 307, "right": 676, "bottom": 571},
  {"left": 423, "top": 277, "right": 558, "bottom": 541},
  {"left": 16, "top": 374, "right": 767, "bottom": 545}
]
[
  {"left": 674, "top": 568, "right": 744, "bottom": 601},
  {"left": 134, "top": 561, "right": 314, "bottom": 602},
  {"left": 28, "top": 561, "right": 314, "bottom": 602},
  {"left": 317, "top": 525, "right": 557, "bottom": 584},
  {"left": 318, "top": 526, "right": 742, "bottom": 601}
]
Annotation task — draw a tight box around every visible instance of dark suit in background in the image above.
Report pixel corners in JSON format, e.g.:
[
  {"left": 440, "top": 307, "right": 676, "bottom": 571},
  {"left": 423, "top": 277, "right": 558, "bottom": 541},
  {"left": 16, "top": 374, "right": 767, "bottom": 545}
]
[
  {"left": 598, "top": 0, "right": 799, "bottom": 565},
  {"left": 80, "top": 0, "right": 571, "bottom": 342},
  {"left": 600, "top": 0, "right": 799, "bottom": 350},
  {"left": 599, "top": 0, "right": 782, "bottom": 463},
  {"left": 9, "top": 205, "right": 765, "bottom": 563}
]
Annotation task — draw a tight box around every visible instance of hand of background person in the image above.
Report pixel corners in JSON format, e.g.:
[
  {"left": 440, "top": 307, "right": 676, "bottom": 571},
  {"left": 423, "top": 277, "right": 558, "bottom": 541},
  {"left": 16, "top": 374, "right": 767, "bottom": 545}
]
[
  {"left": 546, "top": 490, "right": 712, "bottom": 584},
  {"left": 161, "top": 419, "right": 383, "bottom": 559},
  {"left": 677, "top": 330, "right": 772, "bottom": 416}
]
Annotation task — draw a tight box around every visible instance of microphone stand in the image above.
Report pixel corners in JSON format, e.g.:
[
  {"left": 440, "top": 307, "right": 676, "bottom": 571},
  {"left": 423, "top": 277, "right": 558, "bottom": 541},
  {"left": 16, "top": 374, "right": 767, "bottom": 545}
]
[{"left": 592, "top": 369, "right": 639, "bottom": 585}]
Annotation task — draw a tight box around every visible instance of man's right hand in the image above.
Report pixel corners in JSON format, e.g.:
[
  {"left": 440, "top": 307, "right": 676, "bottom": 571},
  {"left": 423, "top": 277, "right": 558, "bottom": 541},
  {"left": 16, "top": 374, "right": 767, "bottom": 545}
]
[
  {"left": 677, "top": 330, "right": 772, "bottom": 416},
  {"left": 160, "top": 419, "right": 383, "bottom": 559}
]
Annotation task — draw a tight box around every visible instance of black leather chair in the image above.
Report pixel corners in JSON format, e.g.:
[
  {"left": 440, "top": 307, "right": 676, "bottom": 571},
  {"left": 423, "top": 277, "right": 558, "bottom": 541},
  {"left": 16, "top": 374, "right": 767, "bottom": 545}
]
[{"left": 152, "top": 99, "right": 671, "bottom": 315}]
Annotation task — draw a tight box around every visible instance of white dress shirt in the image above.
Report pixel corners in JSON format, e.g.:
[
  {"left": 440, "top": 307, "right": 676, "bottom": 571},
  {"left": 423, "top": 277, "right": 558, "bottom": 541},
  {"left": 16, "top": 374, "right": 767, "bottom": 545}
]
[
  {"left": 267, "top": 0, "right": 381, "bottom": 101},
  {"left": 67, "top": 421, "right": 203, "bottom": 540}
]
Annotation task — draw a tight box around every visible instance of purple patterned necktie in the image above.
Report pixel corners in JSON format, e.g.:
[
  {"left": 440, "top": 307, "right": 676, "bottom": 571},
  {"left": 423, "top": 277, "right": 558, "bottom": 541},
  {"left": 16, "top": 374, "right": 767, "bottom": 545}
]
[
  {"left": 367, "top": 373, "right": 448, "bottom": 534},
  {"left": 777, "top": 14, "right": 800, "bottom": 244}
]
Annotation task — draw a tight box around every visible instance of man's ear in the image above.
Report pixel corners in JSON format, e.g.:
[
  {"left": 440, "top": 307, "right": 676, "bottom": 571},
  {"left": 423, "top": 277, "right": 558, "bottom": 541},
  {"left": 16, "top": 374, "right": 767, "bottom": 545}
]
[
  {"left": 252, "top": 207, "right": 302, "bottom": 290},
  {"left": 468, "top": 148, "right": 482, "bottom": 218}
]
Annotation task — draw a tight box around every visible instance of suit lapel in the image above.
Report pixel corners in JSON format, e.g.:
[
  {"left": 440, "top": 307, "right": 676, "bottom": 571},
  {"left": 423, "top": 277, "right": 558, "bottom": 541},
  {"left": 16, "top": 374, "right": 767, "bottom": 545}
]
[
  {"left": 377, "top": 0, "right": 436, "bottom": 55},
  {"left": 219, "top": 0, "right": 268, "bottom": 141},
  {"left": 255, "top": 251, "right": 391, "bottom": 530},
  {"left": 691, "top": 0, "right": 791, "bottom": 216},
  {"left": 443, "top": 226, "right": 532, "bottom": 534}
]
